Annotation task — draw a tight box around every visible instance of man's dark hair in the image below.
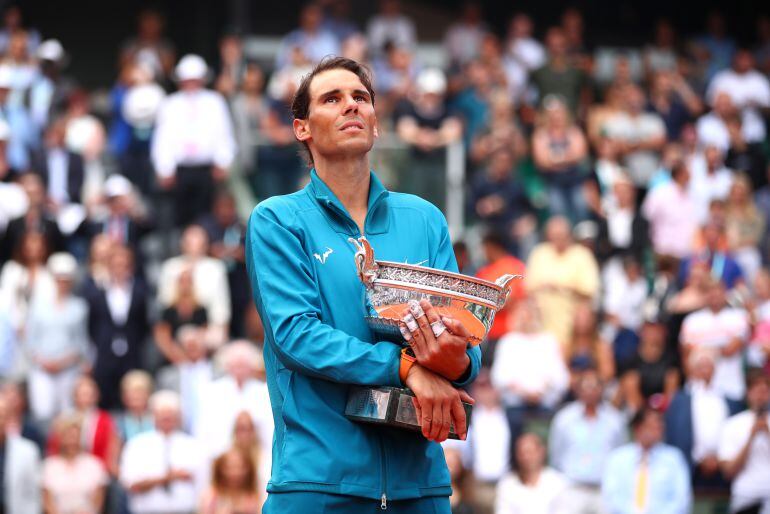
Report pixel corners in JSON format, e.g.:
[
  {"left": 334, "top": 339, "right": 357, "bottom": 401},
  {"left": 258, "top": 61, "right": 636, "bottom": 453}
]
[
  {"left": 291, "top": 56, "right": 376, "bottom": 164},
  {"left": 746, "top": 367, "right": 770, "bottom": 390},
  {"left": 630, "top": 406, "right": 662, "bottom": 431},
  {"left": 481, "top": 231, "right": 508, "bottom": 251}
]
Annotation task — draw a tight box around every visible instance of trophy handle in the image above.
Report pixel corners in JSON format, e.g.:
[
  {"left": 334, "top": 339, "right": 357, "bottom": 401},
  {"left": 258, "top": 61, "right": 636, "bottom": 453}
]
[
  {"left": 494, "top": 274, "right": 524, "bottom": 309},
  {"left": 349, "top": 237, "right": 378, "bottom": 287}
]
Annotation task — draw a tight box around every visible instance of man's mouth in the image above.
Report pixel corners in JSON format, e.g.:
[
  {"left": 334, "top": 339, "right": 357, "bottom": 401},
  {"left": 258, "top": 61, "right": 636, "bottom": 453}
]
[{"left": 339, "top": 120, "right": 365, "bottom": 131}]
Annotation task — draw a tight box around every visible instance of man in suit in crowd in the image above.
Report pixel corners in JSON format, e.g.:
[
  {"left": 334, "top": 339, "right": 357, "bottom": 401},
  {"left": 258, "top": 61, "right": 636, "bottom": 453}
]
[{"left": 0, "top": 395, "right": 41, "bottom": 513}]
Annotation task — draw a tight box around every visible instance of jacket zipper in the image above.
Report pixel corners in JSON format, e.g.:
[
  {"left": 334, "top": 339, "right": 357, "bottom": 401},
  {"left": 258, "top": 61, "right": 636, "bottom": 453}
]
[{"left": 379, "top": 434, "right": 388, "bottom": 510}]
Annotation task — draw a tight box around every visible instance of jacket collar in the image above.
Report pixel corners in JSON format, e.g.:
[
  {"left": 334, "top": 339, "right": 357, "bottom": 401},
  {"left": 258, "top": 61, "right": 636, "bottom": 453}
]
[{"left": 307, "top": 168, "right": 390, "bottom": 235}]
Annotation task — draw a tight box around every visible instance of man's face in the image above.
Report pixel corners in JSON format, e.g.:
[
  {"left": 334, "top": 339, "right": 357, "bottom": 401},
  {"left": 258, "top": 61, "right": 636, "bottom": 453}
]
[
  {"left": 707, "top": 284, "right": 726, "bottom": 311},
  {"left": 634, "top": 411, "right": 664, "bottom": 449},
  {"left": 154, "top": 407, "right": 179, "bottom": 433},
  {"left": 747, "top": 379, "right": 770, "bottom": 411},
  {"left": 577, "top": 373, "right": 603, "bottom": 407},
  {"left": 295, "top": 69, "right": 378, "bottom": 162}
]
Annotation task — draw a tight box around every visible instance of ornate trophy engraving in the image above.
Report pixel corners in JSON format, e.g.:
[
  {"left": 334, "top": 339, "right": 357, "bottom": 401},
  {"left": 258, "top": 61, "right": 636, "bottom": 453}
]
[{"left": 344, "top": 237, "right": 520, "bottom": 439}]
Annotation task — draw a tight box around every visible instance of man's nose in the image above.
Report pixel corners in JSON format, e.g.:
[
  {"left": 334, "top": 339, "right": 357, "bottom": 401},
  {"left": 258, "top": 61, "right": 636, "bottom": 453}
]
[{"left": 342, "top": 95, "right": 359, "bottom": 114}]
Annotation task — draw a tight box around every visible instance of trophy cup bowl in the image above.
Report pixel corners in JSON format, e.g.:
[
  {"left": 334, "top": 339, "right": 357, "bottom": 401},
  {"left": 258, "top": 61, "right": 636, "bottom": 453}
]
[{"left": 344, "top": 237, "right": 520, "bottom": 439}]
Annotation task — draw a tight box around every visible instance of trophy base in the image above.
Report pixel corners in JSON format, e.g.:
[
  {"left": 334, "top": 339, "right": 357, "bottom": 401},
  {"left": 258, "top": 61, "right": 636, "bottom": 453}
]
[{"left": 345, "top": 386, "right": 472, "bottom": 440}]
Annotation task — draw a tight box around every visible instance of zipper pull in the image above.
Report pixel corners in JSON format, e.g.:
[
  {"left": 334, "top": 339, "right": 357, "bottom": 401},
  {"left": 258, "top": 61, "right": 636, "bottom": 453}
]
[{"left": 381, "top": 493, "right": 387, "bottom": 510}]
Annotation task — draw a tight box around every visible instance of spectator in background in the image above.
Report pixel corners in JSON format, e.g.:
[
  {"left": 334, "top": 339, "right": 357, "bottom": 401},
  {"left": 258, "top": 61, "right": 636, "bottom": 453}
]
[
  {"left": 647, "top": 69, "right": 703, "bottom": 142},
  {"left": 156, "top": 325, "right": 214, "bottom": 434},
  {"left": 276, "top": 3, "right": 340, "bottom": 70},
  {"left": 372, "top": 41, "right": 418, "bottom": 117},
  {"left": 196, "top": 341, "right": 272, "bottom": 463},
  {"left": 475, "top": 232, "right": 526, "bottom": 360},
  {"left": 29, "top": 39, "right": 75, "bottom": 135},
  {"left": 199, "top": 448, "right": 261, "bottom": 514},
  {"left": 567, "top": 303, "right": 615, "bottom": 384},
  {"left": 26, "top": 252, "right": 89, "bottom": 424},
  {"left": 444, "top": 2, "right": 486, "bottom": 68},
  {"left": 394, "top": 67, "right": 462, "bottom": 211},
  {"left": 119, "top": 8, "right": 175, "bottom": 82},
  {"left": 688, "top": 145, "right": 733, "bottom": 223},
  {"left": 230, "top": 410, "right": 265, "bottom": 501},
  {"left": 367, "top": 0, "right": 416, "bottom": 57},
  {"left": 151, "top": 54, "right": 236, "bottom": 227},
  {"left": 530, "top": 27, "right": 590, "bottom": 118},
  {"left": 757, "top": 16, "right": 770, "bottom": 75},
  {"left": 2, "top": 173, "right": 64, "bottom": 263},
  {"left": 602, "top": 255, "right": 647, "bottom": 350},
  {"left": 506, "top": 13, "right": 546, "bottom": 75},
  {"left": 681, "top": 279, "right": 749, "bottom": 405},
  {"left": 154, "top": 268, "right": 208, "bottom": 366},
  {"left": 643, "top": 18, "right": 679, "bottom": 74},
  {"left": 725, "top": 173, "right": 765, "bottom": 282},
  {"left": 526, "top": 216, "right": 600, "bottom": 348},
  {"left": 0, "top": 6, "right": 40, "bottom": 55},
  {"left": 42, "top": 375, "right": 119, "bottom": 488},
  {"left": 718, "top": 369, "right": 770, "bottom": 514},
  {"left": 532, "top": 94, "right": 589, "bottom": 224},
  {"left": 466, "top": 371, "right": 511, "bottom": 514},
  {"left": 604, "top": 84, "right": 667, "bottom": 190},
  {"left": 198, "top": 189, "right": 249, "bottom": 338},
  {"left": 320, "top": 0, "right": 358, "bottom": 43},
  {"left": 158, "top": 224, "right": 230, "bottom": 348},
  {"left": 595, "top": 175, "right": 650, "bottom": 265},
  {"left": 1, "top": 30, "right": 37, "bottom": 108},
  {"left": 696, "top": 91, "right": 741, "bottom": 154},
  {"left": 679, "top": 219, "right": 744, "bottom": 291},
  {"left": 120, "top": 390, "right": 204, "bottom": 514},
  {"left": 692, "top": 12, "right": 735, "bottom": 84},
  {"left": 468, "top": 147, "right": 537, "bottom": 251},
  {"left": 491, "top": 299, "right": 570, "bottom": 440},
  {"left": 665, "top": 350, "right": 730, "bottom": 487},
  {"left": 602, "top": 407, "right": 691, "bottom": 514},
  {"left": 0, "top": 380, "right": 44, "bottom": 451},
  {"left": 642, "top": 159, "right": 698, "bottom": 259},
  {"left": 469, "top": 92, "right": 528, "bottom": 172},
  {"left": 0, "top": 395, "right": 42, "bottom": 513},
  {"left": 550, "top": 369, "right": 627, "bottom": 513},
  {"left": 725, "top": 111, "right": 767, "bottom": 191},
  {"left": 618, "top": 320, "right": 680, "bottom": 413},
  {"left": 29, "top": 117, "right": 85, "bottom": 209},
  {"left": 81, "top": 245, "right": 149, "bottom": 410},
  {"left": 231, "top": 63, "right": 268, "bottom": 192},
  {"left": 115, "top": 370, "right": 155, "bottom": 443},
  {"left": 84, "top": 234, "right": 112, "bottom": 288},
  {"left": 43, "top": 414, "right": 108, "bottom": 514},
  {"left": 0, "top": 231, "right": 55, "bottom": 334},
  {"left": 214, "top": 33, "right": 245, "bottom": 99},
  {"left": 495, "top": 433, "right": 567, "bottom": 514},
  {"left": 63, "top": 90, "right": 107, "bottom": 203},
  {"left": 0, "top": 64, "right": 35, "bottom": 171},
  {"left": 707, "top": 48, "right": 770, "bottom": 150}
]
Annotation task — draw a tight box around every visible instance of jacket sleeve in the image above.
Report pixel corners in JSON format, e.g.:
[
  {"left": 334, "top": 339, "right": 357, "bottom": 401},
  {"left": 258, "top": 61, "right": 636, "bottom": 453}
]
[
  {"left": 430, "top": 210, "right": 481, "bottom": 388},
  {"left": 246, "top": 204, "right": 401, "bottom": 387}
]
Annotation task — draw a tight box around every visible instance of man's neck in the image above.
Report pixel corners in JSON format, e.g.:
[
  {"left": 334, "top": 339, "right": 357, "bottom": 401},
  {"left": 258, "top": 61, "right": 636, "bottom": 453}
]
[{"left": 315, "top": 155, "right": 371, "bottom": 232}]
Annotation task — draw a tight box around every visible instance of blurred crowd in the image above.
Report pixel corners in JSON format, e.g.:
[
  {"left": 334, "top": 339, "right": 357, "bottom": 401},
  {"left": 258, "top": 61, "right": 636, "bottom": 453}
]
[{"left": 0, "top": 0, "right": 769, "bottom": 513}]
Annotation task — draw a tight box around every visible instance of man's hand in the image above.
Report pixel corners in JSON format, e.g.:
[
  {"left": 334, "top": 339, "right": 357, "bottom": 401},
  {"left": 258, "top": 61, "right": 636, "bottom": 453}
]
[
  {"left": 400, "top": 299, "right": 470, "bottom": 381},
  {"left": 158, "top": 176, "right": 176, "bottom": 190},
  {"left": 167, "top": 468, "right": 193, "bottom": 482},
  {"left": 404, "top": 364, "right": 474, "bottom": 442},
  {"left": 699, "top": 455, "right": 720, "bottom": 476}
]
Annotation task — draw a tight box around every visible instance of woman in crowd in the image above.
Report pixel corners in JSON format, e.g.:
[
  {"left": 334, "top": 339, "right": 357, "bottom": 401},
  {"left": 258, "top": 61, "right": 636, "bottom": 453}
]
[
  {"left": 42, "top": 414, "right": 109, "bottom": 514},
  {"left": 532, "top": 94, "right": 589, "bottom": 223},
  {"left": 25, "top": 252, "right": 89, "bottom": 424},
  {"left": 725, "top": 172, "right": 765, "bottom": 283},
  {"left": 154, "top": 265, "right": 208, "bottom": 366},
  {"left": 114, "top": 370, "right": 154, "bottom": 442},
  {"left": 566, "top": 302, "right": 615, "bottom": 384},
  {"left": 199, "top": 448, "right": 261, "bottom": 514},
  {"left": 0, "top": 231, "right": 54, "bottom": 335}
]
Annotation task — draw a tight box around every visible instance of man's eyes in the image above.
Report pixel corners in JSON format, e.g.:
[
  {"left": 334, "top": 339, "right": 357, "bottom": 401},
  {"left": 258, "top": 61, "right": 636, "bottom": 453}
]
[{"left": 323, "top": 95, "right": 368, "bottom": 103}]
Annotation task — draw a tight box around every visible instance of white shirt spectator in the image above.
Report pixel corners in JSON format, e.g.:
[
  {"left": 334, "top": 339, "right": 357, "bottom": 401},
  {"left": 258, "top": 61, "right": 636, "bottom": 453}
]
[
  {"left": 467, "top": 405, "right": 510, "bottom": 482},
  {"left": 495, "top": 468, "right": 567, "bottom": 514},
  {"left": 0, "top": 261, "right": 56, "bottom": 332},
  {"left": 696, "top": 111, "right": 758, "bottom": 153},
  {"left": 508, "top": 37, "right": 546, "bottom": 71},
  {"left": 688, "top": 155, "right": 733, "bottom": 223},
  {"left": 120, "top": 429, "right": 204, "bottom": 514},
  {"left": 707, "top": 69, "right": 770, "bottom": 144},
  {"left": 151, "top": 89, "right": 236, "bottom": 179},
  {"left": 680, "top": 307, "right": 749, "bottom": 401},
  {"left": 444, "top": 21, "right": 486, "bottom": 65},
  {"left": 603, "top": 264, "right": 648, "bottom": 331},
  {"left": 157, "top": 255, "right": 231, "bottom": 326},
  {"left": 718, "top": 410, "right": 770, "bottom": 513},
  {"left": 604, "top": 111, "right": 666, "bottom": 186},
  {"left": 490, "top": 331, "right": 570, "bottom": 409},
  {"left": 689, "top": 380, "right": 729, "bottom": 463}
]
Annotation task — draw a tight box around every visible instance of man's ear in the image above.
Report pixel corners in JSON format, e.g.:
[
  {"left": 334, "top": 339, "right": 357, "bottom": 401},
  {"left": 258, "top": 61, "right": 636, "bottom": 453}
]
[
  {"left": 373, "top": 122, "right": 379, "bottom": 139},
  {"left": 293, "top": 118, "right": 311, "bottom": 142}
]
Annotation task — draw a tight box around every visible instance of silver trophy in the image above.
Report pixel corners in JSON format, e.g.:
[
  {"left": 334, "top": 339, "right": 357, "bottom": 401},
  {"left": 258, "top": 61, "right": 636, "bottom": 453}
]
[{"left": 345, "top": 237, "right": 519, "bottom": 439}]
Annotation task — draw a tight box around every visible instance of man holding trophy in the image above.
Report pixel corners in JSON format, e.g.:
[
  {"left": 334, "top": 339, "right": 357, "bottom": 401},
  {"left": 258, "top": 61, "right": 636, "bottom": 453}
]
[{"left": 245, "top": 57, "right": 484, "bottom": 513}]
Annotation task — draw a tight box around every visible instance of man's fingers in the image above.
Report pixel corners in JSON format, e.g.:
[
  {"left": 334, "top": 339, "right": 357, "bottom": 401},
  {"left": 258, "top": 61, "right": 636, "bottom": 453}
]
[
  {"left": 429, "top": 400, "right": 443, "bottom": 441},
  {"left": 403, "top": 310, "right": 427, "bottom": 358},
  {"left": 458, "top": 389, "right": 476, "bottom": 405},
  {"left": 421, "top": 399, "right": 433, "bottom": 439},
  {"left": 437, "top": 401, "right": 451, "bottom": 443},
  {"left": 441, "top": 315, "right": 471, "bottom": 339},
  {"left": 450, "top": 395, "right": 468, "bottom": 441},
  {"left": 409, "top": 300, "right": 438, "bottom": 352}
]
